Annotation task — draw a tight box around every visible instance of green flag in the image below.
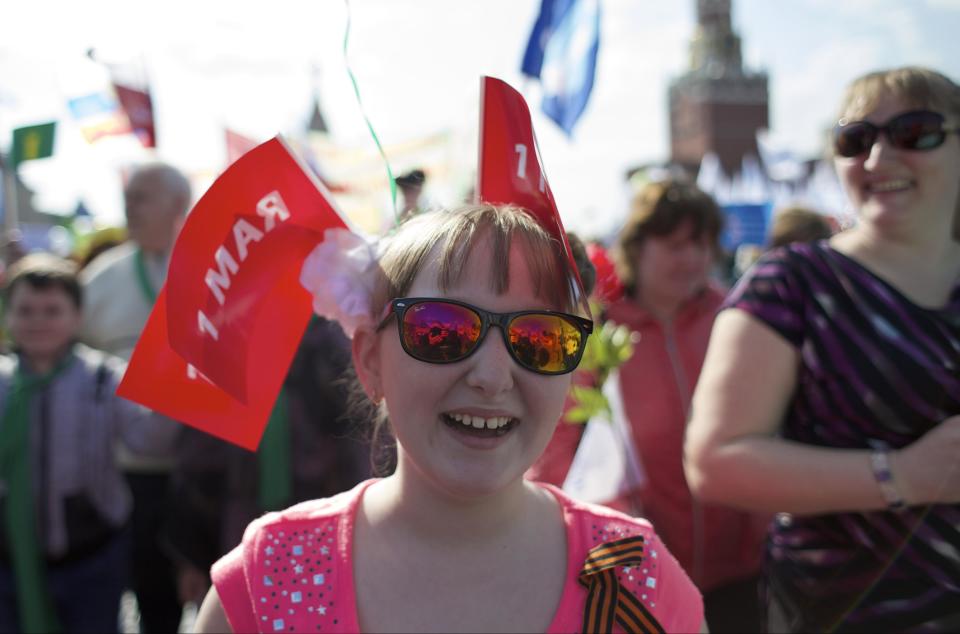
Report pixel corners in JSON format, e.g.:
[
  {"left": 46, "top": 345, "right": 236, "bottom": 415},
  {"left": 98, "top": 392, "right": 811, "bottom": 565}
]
[{"left": 11, "top": 122, "right": 56, "bottom": 168}]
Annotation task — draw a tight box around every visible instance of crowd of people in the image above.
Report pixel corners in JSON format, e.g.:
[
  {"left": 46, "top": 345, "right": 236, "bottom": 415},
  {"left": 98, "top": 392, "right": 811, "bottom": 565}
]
[{"left": 0, "top": 64, "right": 956, "bottom": 633}]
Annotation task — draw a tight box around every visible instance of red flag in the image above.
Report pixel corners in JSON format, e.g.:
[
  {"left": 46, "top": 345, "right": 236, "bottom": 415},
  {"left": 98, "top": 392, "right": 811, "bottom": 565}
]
[
  {"left": 477, "top": 76, "right": 589, "bottom": 314},
  {"left": 225, "top": 128, "right": 260, "bottom": 166},
  {"left": 118, "top": 136, "right": 350, "bottom": 449},
  {"left": 113, "top": 83, "right": 156, "bottom": 148},
  {"left": 117, "top": 288, "right": 280, "bottom": 450}
]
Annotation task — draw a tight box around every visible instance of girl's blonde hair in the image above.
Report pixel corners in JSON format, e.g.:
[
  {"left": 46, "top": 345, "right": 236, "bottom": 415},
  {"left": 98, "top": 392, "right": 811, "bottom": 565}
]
[{"left": 372, "top": 204, "right": 578, "bottom": 317}]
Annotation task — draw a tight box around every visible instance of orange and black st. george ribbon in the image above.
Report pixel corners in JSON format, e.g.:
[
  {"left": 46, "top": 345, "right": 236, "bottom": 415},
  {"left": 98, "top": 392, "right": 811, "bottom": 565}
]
[{"left": 578, "top": 535, "right": 665, "bottom": 634}]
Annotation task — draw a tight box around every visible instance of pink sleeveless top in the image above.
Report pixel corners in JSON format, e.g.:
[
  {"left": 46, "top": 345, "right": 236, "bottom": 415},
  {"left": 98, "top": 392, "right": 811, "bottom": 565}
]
[{"left": 212, "top": 480, "right": 703, "bottom": 633}]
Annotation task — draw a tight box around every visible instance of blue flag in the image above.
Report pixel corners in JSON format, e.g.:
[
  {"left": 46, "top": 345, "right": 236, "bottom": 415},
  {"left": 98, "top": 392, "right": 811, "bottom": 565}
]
[
  {"left": 521, "top": 0, "right": 566, "bottom": 78},
  {"left": 521, "top": 0, "right": 600, "bottom": 136},
  {"left": 720, "top": 203, "right": 773, "bottom": 251}
]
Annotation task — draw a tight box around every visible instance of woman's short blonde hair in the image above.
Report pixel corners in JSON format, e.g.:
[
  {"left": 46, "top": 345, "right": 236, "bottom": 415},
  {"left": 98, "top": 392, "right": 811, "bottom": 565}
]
[{"left": 837, "top": 66, "right": 960, "bottom": 124}]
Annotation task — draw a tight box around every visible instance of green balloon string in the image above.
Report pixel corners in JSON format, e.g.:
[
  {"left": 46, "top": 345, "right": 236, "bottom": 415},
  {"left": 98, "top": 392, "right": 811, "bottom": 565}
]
[{"left": 342, "top": 0, "right": 399, "bottom": 225}]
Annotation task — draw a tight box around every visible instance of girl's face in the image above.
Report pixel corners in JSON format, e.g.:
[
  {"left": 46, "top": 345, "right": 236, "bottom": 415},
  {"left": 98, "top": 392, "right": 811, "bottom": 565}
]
[
  {"left": 361, "top": 236, "right": 572, "bottom": 499},
  {"left": 834, "top": 94, "right": 960, "bottom": 236}
]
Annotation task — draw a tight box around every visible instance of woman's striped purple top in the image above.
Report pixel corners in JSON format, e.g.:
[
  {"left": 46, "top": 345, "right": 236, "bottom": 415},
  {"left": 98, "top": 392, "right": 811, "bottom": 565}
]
[{"left": 723, "top": 241, "right": 960, "bottom": 633}]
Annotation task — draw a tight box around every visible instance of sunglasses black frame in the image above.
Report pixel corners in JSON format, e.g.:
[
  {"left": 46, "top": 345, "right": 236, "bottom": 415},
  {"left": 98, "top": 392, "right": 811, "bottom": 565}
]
[
  {"left": 378, "top": 297, "right": 594, "bottom": 375},
  {"left": 833, "top": 109, "right": 960, "bottom": 158}
]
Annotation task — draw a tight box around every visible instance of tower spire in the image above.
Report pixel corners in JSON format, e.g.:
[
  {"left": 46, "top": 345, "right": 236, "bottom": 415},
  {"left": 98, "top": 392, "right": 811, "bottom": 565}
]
[
  {"left": 689, "top": 0, "right": 743, "bottom": 77},
  {"left": 668, "top": 0, "right": 768, "bottom": 177}
]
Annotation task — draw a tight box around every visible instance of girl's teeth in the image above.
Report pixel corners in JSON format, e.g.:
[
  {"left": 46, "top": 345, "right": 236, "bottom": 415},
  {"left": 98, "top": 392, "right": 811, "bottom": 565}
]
[
  {"left": 447, "top": 413, "right": 512, "bottom": 429},
  {"left": 870, "top": 179, "right": 910, "bottom": 192}
]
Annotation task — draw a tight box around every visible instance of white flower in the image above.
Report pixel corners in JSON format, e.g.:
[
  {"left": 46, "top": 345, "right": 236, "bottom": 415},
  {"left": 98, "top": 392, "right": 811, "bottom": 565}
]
[{"left": 300, "top": 228, "right": 380, "bottom": 337}]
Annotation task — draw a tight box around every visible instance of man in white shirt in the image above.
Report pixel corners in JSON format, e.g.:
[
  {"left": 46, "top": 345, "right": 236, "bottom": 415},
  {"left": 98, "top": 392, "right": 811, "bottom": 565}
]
[{"left": 79, "top": 162, "right": 190, "bottom": 633}]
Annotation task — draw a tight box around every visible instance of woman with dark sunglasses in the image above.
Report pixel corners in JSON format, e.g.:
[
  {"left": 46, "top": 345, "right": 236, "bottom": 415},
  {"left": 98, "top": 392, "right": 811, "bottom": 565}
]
[
  {"left": 684, "top": 66, "right": 960, "bottom": 632},
  {"left": 195, "top": 205, "right": 705, "bottom": 632}
]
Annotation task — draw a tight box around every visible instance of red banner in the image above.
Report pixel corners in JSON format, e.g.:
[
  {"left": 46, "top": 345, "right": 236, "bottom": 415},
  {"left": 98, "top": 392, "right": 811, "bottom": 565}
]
[
  {"left": 117, "top": 288, "right": 280, "bottom": 450},
  {"left": 113, "top": 83, "right": 156, "bottom": 148},
  {"left": 477, "top": 76, "right": 588, "bottom": 311},
  {"left": 118, "top": 136, "right": 350, "bottom": 449}
]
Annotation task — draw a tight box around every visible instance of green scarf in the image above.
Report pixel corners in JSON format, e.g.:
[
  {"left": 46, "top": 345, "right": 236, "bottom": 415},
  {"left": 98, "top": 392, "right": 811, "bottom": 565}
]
[
  {"left": 133, "top": 248, "right": 158, "bottom": 304},
  {"left": 0, "top": 356, "right": 72, "bottom": 632},
  {"left": 257, "top": 388, "right": 292, "bottom": 512}
]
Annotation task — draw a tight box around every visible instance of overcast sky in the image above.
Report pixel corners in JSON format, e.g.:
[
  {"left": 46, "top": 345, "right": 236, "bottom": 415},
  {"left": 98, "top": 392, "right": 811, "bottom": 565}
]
[{"left": 2, "top": 0, "right": 959, "bottom": 239}]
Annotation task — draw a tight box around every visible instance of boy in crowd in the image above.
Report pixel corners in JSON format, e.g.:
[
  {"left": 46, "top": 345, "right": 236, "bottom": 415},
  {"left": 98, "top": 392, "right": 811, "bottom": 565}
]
[{"left": 0, "top": 253, "right": 177, "bottom": 632}]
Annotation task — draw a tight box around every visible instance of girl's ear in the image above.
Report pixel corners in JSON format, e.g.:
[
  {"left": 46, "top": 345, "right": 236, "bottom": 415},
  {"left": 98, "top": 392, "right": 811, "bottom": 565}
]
[{"left": 352, "top": 324, "right": 383, "bottom": 403}]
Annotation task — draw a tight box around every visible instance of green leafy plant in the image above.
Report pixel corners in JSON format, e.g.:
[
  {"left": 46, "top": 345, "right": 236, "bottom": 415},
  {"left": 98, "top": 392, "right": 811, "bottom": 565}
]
[{"left": 565, "top": 314, "right": 638, "bottom": 424}]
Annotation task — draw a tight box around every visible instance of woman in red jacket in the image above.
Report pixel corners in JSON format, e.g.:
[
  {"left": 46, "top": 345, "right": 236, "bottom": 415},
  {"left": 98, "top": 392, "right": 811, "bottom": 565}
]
[
  {"left": 605, "top": 179, "right": 769, "bottom": 632},
  {"left": 531, "top": 179, "right": 768, "bottom": 632}
]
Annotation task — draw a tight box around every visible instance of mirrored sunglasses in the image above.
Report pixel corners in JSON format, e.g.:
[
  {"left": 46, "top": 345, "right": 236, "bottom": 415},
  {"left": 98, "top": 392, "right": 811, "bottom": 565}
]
[
  {"left": 834, "top": 109, "right": 959, "bottom": 158},
  {"left": 378, "top": 298, "right": 594, "bottom": 375}
]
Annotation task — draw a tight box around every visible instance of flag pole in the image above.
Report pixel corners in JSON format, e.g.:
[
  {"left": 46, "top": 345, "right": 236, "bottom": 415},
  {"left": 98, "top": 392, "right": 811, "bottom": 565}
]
[{"left": 0, "top": 152, "right": 18, "bottom": 241}]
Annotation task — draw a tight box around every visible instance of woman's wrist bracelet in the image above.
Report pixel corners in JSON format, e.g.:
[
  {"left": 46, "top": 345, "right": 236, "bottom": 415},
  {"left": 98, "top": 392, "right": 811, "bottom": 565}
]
[{"left": 870, "top": 449, "right": 907, "bottom": 511}]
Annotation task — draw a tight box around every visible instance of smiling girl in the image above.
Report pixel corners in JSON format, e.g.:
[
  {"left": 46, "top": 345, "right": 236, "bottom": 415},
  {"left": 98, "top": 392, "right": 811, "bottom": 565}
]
[{"left": 195, "top": 205, "right": 705, "bottom": 633}]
